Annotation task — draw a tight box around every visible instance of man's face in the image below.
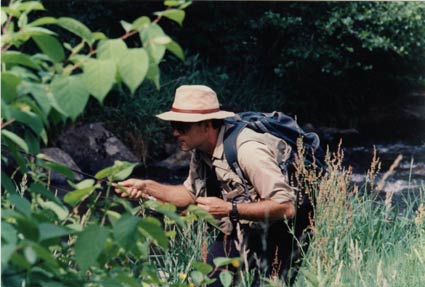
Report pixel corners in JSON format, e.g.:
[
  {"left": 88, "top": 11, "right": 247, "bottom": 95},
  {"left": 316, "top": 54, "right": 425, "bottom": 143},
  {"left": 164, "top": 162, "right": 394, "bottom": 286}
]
[{"left": 170, "top": 121, "right": 208, "bottom": 151}]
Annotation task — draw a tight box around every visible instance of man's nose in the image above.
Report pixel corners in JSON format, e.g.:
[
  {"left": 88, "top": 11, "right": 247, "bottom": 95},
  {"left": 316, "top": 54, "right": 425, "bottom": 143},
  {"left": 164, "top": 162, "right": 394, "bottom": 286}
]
[{"left": 172, "top": 128, "right": 180, "bottom": 137}]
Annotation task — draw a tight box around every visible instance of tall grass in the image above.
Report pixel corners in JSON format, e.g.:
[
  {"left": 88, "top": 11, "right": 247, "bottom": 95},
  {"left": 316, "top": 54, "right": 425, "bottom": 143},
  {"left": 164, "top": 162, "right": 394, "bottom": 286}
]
[
  {"left": 145, "top": 144, "right": 424, "bottom": 287},
  {"left": 289, "top": 146, "right": 425, "bottom": 287}
]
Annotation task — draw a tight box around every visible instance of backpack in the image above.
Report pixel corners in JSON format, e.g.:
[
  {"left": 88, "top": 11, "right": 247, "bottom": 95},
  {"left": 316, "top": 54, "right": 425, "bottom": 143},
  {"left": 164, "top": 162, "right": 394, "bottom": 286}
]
[{"left": 223, "top": 111, "right": 326, "bottom": 177}]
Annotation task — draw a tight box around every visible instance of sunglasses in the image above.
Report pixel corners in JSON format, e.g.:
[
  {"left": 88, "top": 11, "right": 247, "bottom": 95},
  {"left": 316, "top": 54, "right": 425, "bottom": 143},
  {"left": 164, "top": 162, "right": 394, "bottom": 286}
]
[{"left": 170, "top": 121, "right": 195, "bottom": 134}]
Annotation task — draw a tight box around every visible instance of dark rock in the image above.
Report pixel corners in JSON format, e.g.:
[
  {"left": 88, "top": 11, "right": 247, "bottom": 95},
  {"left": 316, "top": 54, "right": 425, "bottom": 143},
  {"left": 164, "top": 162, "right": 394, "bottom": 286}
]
[
  {"left": 154, "top": 148, "right": 191, "bottom": 170},
  {"left": 302, "top": 123, "right": 360, "bottom": 146},
  {"left": 57, "top": 122, "right": 139, "bottom": 174},
  {"left": 41, "top": 147, "right": 84, "bottom": 184}
]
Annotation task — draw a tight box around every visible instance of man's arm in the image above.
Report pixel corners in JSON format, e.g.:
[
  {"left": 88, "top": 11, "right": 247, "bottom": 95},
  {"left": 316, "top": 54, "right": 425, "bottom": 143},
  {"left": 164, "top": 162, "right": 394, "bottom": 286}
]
[
  {"left": 114, "top": 178, "right": 196, "bottom": 208},
  {"left": 196, "top": 196, "right": 295, "bottom": 221}
]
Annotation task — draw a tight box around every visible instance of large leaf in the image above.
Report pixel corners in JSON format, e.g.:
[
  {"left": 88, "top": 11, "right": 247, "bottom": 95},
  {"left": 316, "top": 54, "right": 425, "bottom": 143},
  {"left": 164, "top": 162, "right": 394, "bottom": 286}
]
[
  {"left": 166, "top": 40, "right": 185, "bottom": 61},
  {"left": 139, "top": 217, "right": 168, "bottom": 249},
  {"left": 154, "top": 9, "right": 185, "bottom": 26},
  {"left": 83, "top": 59, "right": 116, "bottom": 103},
  {"left": 1, "top": 171, "right": 17, "bottom": 194},
  {"left": 97, "top": 39, "right": 128, "bottom": 64},
  {"left": 75, "top": 225, "right": 109, "bottom": 271},
  {"left": 219, "top": 271, "right": 233, "bottom": 287},
  {"left": 1, "top": 51, "right": 40, "bottom": 70},
  {"left": 27, "top": 83, "right": 51, "bottom": 114},
  {"left": 27, "top": 16, "right": 58, "bottom": 27},
  {"left": 1, "top": 130, "right": 29, "bottom": 153},
  {"left": 63, "top": 186, "right": 97, "bottom": 207},
  {"left": 146, "top": 62, "right": 160, "bottom": 89},
  {"left": 38, "top": 223, "right": 73, "bottom": 241},
  {"left": 118, "top": 48, "right": 149, "bottom": 94},
  {"left": 9, "top": 107, "right": 44, "bottom": 135},
  {"left": 94, "top": 161, "right": 137, "bottom": 181},
  {"left": 41, "top": 160, "right": 75, "bottom": 181},
  {"left": 30, "top": 182, "right": 63, "bottom": 206},
  {"left": 8, "top": 194, "right": 32, "bottom": 217},
  {"left": 57, "top": 17, "right": 94, "bottom": 45},
  {"left": 50, "top": 75, "right": 89, "bottom": 120},
  {"left": 139, "top": 23, "right": 167, "bottom": 64},
  {"left": 1, "top": 72, "right": 21, "bottom": 103},
  {"left": 113, "top": 213, "right": 141, "bottom": 250},
  {"left": 32, "top": 34, "right": 65, "bottom": 62}
]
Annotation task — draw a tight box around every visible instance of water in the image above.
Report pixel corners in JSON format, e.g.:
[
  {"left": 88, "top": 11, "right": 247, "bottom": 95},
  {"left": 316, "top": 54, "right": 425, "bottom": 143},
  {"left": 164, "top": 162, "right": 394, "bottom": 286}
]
[{"left": 343, "top": 143, "right": 425, "bottom": 204}]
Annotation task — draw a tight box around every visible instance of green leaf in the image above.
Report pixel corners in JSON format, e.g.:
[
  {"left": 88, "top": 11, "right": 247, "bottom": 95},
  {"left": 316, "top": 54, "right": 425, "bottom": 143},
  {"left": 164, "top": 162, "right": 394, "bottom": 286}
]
[
  {"left": 154, "top": 9, "right": 185, "bottom": 26},
  {"left": 112, "top": 162, "right": 138, "bottom": 181},
  {"left": 212, "top": 257, "right": 239, "bottom": 268},
  {"left": 15, "top": 1, "right": 45, "bottom": 12},
  {"left": 36, "top": 198, "right": 69, "bottom": 221},
  {"left": 1, "top": 10, "right": 7, "bottom": 26},
  {"left": 2, "top": 51, "right": 40, "bottom": 69},
  {"left": 27, "top": 16, "right": 58, "bottom": 27},
  {"left": 132, "top": 16, "right": 150, "bottom": 30},
  {"left": 83, "top": 59, "right": 116, "bottom": 103},
  {"left": 1, "top": 222, "right": 17, "bottom": 265},
  {"left": 94, "top": 161, "right": 137, "bottom": 180},
  {"left": 166, "top": 40, "right": 185, "bottom": 61},
  {"left": 27, "top": 83, "right": 51, "bottom": 114},
  {"left": 113, "top": 213, "right": 141, "bottom": 250},
  {"left": 219, "top": 271, "right": 233, "bottom": 287},
  {"left": 24, "top": 246, "right": 37, "bottom": 264},
  {"left": 139, "top": 23, "right": 167, "bottom": 64},
  {"left": 120, "top": 20, "right": 132, "bottom": 32},
  {"left": 50, "top": 75, "right": 90, "bottom": 120},
  {"left": 190, "top": 270, "right": 204, "bottom": 286},
  {"left": 63, "top": 186, "right": 97, "bottom": 207},
  {"left": 57, "top": 17, "right": 94, "bottom": 45},
  {"left": 24, "top": 241, "right": 59, "bottom": 268},
  {"left": 144, "top": 201, "right": 185, "bottom": 228},
  {"left": 30, "top": 182, "right": 63, "bottom": 206},
  {"left": 1, "top": 72, "right": 21, "bottom": 103},
  {"left": 193, "top": 262, "right": 213, "bottom": 275},
  {"left": 1, "top": 130, "right": 29, "bottom": 153},
  {"left": 32, "top": 34, "right": 65, "bottom": 62},
  {"left": 8, "top": 194, "right": 31, "bottom": 217},
  {"left": 146, "top": 62, "right": 160, "bottom": 89},
  {"left": 72, "top": 179, "right": 96, "bottom": 190},
  {"left": 75, "top": 225, "right": 109, "bottom": 271},
  {"left": 97, "top": 39, "right": 128, "bottom": 64},
  {"left": 139, "top": 217, "right": 169, "bottom": 249},
  {"left": 1, "top": 171, "right": 17, "bottom": 194},
  {"left": 38, "top": 223, "right": 73, "bottom": 241},
  {"left": 42, "top": 161, "right": 75, "bottom": 181},
  {"left": 9, "top": 107, "right": 44, "bottom": 135},
  {"left": 2, "top": 222, "right": 18, "bottom": 246},
  {"left": 118, "top": 48, "right": 149, "bottom": 94}
]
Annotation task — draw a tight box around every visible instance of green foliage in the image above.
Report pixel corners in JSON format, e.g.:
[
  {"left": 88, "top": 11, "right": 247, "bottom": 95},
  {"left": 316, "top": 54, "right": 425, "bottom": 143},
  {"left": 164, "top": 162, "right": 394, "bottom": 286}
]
[{"left": 1, "top": 0, "right": 186, "bottom": 161}]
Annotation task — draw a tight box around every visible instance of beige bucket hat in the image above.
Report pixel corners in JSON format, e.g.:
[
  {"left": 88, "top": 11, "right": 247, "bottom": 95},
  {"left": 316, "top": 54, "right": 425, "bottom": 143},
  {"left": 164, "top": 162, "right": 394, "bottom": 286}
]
[{"left": 156, "top": 85, "right": 235, "bottom": 122}]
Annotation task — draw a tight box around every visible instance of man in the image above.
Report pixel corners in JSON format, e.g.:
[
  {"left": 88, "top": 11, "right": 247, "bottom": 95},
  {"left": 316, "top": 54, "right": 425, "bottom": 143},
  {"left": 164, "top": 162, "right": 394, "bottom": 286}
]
[{"left": 115, "top": 85, "right": 296, "bottom": 285}]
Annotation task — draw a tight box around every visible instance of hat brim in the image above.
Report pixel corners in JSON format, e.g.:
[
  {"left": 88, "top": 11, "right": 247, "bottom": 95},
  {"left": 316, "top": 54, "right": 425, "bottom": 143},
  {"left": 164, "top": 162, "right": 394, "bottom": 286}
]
[{"left": 156, "top": 110, "right": 235, "bottom": 122}]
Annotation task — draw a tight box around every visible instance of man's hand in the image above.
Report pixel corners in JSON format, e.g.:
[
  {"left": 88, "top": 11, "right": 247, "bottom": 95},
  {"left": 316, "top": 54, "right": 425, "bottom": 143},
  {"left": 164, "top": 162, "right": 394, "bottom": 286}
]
[
  {"left": 113, "top": 178, "right": 149, "bottom": 200},
  {"left": 196, "top": 197, "right": 232, "bottom": 219}
]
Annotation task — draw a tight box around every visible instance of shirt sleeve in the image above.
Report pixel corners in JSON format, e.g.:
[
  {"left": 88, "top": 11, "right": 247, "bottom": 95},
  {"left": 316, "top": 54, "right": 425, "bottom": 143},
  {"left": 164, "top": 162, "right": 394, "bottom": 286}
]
[{"left": 236, "top": 140, "right": 296, "bottom": 203}]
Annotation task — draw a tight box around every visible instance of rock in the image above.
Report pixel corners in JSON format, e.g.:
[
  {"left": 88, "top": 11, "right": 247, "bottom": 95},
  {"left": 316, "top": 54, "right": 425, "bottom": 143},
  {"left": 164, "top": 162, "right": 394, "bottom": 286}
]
[
  {"left": 40, "top": 147, "right": 84, "bottom": 184},
  {"left": 154, "top": 147, "right": 191, "bottom": 170},
  {"left": 317, "top": 126, "right": 360, "bottom": 145},
  {"left": 57, "top": 122, "right": 139, "bottom": 174}
]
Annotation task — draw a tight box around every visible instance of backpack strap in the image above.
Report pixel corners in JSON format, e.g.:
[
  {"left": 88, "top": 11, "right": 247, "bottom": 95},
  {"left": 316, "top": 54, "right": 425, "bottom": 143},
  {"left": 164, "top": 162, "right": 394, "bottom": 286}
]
[{"left": 223, "top": 122, "right": 251, "bottom": 199}]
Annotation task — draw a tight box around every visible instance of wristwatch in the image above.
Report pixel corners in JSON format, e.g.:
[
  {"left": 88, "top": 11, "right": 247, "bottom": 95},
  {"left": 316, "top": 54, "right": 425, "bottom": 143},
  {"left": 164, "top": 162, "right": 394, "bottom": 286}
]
[{"left": 229, "top": 201, "right": 239, "bottom": 223}]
